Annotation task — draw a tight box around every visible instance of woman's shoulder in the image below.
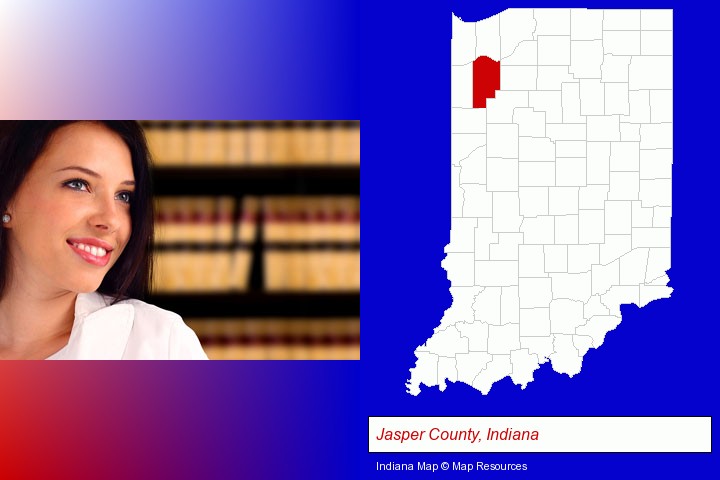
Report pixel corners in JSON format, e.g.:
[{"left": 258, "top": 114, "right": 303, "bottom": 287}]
[
  {"left": 88, "top": 293, "right": 183, "bottom": 332},
  {"left": 79, "top": 292, "right": 177, "bottom": 321},
  {"left": 115, "top": 296, "right": 183, "bottom": 324},
  {"left": 85, "top": 293, "right": 208, "bottom": 359}
]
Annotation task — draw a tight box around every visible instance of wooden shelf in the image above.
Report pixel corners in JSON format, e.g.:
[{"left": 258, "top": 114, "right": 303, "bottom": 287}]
[
  {"left": 147, "top": 292, "right": 360, "bottom": 318},
  {"left": 153, "top": 166, "right": 360, "bottom": 195}
]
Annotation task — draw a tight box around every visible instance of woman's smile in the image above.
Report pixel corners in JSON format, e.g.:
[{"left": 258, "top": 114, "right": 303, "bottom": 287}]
[{"left": 67, "top": 237, "right": 115, "bottom": 267}]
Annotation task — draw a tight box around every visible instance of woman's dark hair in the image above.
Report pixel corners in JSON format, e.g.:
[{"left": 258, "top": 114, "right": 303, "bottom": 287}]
[{"left": 0, "top": 121, "right": 154, "bottom": 302}]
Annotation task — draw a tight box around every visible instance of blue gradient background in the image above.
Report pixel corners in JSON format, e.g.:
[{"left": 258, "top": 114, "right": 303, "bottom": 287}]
[
  {"left": 0, "top": 1, "right": 717, "bottom": 479},
  {"left": 0, "top": 0, "right": 359, "bottom": 118}
]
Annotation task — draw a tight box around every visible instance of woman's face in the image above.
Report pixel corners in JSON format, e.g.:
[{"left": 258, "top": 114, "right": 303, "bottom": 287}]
[{"left": 4, "top": 122, "right": 134, "bottom": 295}]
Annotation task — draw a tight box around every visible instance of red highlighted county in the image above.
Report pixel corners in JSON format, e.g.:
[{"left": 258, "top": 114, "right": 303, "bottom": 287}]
[{"left": 473, "top": 56, "right": 500, "bottom": 108}]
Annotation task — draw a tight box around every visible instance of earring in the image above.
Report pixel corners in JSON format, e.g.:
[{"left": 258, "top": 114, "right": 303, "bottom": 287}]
[{"left": 2, "top": 214, "right": 10, "bottom": 224}]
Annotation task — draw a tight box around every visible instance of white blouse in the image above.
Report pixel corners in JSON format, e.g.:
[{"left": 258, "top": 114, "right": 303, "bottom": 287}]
[{"left": 47, "top": 292, "right": 208, "bottom": 360}]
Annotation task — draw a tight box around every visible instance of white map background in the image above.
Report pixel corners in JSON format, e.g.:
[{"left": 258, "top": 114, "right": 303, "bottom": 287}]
[{"left": 407, "top": 9, "right": 673, "bottom": 395}]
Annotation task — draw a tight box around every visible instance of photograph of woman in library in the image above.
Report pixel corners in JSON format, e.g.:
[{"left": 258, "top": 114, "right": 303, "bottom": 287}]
[{"left": 0, "top": 121, "right": 207, "bottom": 359}]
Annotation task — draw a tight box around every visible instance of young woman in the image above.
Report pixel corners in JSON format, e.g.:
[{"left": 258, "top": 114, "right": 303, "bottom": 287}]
[{"left": 0, "top": 121, "right": 207, "bottom": 359}]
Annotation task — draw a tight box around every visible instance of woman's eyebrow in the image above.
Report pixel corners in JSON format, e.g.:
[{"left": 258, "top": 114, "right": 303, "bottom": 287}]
[{"left": 55, "top": 165, "right": 135, "bottom": 186}]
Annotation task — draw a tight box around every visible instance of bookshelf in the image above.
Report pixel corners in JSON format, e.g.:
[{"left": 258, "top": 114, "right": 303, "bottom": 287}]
[
  {"left": 153, "top": 166, "right": 359, "bottom": 195},
  {"left": 142, "top": 121, "right": 360, "bottom": 359},
  {"left": 147, "top": 293, "right": 360, "bottom": 318}
]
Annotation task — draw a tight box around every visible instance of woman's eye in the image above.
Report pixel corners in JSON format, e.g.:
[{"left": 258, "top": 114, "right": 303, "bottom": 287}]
[
  {"left": 64, "top": 179, "right": 89, "bottom": 191},
  {"left": 116, "top": 191, "right": 133, "bottom": 204}
]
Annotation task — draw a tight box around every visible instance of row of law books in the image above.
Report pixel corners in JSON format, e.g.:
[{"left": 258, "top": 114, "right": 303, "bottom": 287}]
[
  {"left": 185, "top": 318, "right": 360, "bottom": 360},
  {"left": 153, "top": 250, "right": 359, "bottom": 292},
  {"left": 142, "top": 121, "right": 360, "bottom": 166},
  {"left": 155, "top": 196, "right": 360, "bottom": 244},
  {"left": 152, "top": 196, "right": 360, "bottom": 292}
]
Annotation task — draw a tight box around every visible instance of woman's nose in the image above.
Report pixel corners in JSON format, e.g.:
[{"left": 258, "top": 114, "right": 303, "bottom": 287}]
[{"left": 89, "top": 195, "right": 122, "bottom": 232}]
